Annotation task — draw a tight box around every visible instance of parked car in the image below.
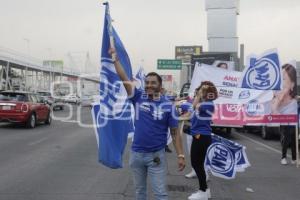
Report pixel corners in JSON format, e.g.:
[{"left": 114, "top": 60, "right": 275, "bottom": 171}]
[
  {"left": 37, "top": 91, "right": 64, "bottom": 110},
  {"left": 92, "top": 95, "right": 100, "bottom": 104},
  {"left": 244, "top": 125, "right": 281, "bottom": 140},
  {"left": 37, "top": 91, "right": 54, "bottom": 105},
  {"left": 0, "top": 91, "right": 52, "bottom": 128},
  {"left": 81, "top": 95, "right": 93, "bottom": 107},
  {"left": 63, "top": 94, "right": 81, "bottom": 104}
]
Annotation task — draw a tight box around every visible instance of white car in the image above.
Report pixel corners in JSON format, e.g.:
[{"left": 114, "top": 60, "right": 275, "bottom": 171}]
[
  {"left": 63, "top": 94, "right": 81, "bottom": 104},
  {"left": 92, "top": 95, "right": 100, "bottom": 104},
  {"left": 84, "top": 95, "right": 101, "bottom": 107},
  {"left": 81, "top": 95, "right": 93, "bottom": 107}
]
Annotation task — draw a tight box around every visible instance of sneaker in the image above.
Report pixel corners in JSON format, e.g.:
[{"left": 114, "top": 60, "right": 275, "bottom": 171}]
[
  {"left": 290, "top": 160, "right": 299, "bottom": 164},
  {"left": 188, "top": 190, "right": 208, "bottom": 200},
  {"left": 206, "top": 188, "right": 211, "bottom": 199},
  {"left": 188, "top": 190, "right": 198, "bottom": 198},
  {"left": 281, "top": 158, "right": 287, "bottom": 165},
  {"left": 185, "top": 169, "right": 197, "bottom": 178}
]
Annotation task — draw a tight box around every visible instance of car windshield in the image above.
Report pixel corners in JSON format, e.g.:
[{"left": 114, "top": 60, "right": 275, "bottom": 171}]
[{"left": 0, "top": 93, "right": 28, "bottom": 101}]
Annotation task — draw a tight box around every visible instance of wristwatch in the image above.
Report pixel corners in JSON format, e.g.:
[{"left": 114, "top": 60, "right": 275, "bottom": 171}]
[{"left": 177, "top": 154, "right": 185, "bottom": 159}]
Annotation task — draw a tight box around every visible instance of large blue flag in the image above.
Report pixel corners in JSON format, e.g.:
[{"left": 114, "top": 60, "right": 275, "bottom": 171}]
[
  {"left": 91, "top": 3, "right": 134, "bottom": 169},
  {"left": 240, "top": 49, "right": 282, "bottom": 90},
  {"left": 205, "top": 134, "right": 250, "bottom": 179}
]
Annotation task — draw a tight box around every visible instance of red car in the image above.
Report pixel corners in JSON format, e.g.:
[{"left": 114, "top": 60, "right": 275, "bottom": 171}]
[{"left": 0, "top": 91, "right": 52, "bottom": 128}]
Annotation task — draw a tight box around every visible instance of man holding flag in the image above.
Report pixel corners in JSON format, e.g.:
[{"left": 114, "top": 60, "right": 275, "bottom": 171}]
[
  {"left": 110, "top": 48, "right": 185, "bottom": 199},
  {"left": 92, "top": 2, "right": 134, "bottom": 169},
  {"left": 97, "top": 2, "right": 185, "bottom": 200}
]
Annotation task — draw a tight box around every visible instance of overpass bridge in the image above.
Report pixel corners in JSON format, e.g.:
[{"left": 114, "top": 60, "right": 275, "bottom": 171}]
[{"left": 0, "top": 47, "right": 99, "bottom": 95}]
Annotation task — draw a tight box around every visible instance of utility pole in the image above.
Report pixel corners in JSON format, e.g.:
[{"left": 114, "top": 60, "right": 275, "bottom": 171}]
[{"left": 23, "top": 38, "right": 30, "bottom": 56}]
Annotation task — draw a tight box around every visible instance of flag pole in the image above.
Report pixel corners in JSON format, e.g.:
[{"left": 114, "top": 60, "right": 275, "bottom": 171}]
[{"left": 103, "top": 2, "right": 116, "bottom": 55}]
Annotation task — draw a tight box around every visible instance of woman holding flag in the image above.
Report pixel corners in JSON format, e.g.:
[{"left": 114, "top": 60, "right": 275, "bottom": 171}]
[{"left": 188, "top": 81, "right": 218, "bottom": 200}]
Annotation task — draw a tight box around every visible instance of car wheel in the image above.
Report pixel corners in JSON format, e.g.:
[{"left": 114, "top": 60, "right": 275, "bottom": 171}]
[
  {"left": 261, "top": 126, "right": 271, "bottom": 140},
  {"left": 26, "top": 113, "right": 36, "bottom": 128},
  {"left": 226, "top": 127, "right": 232, "bottom": 136},
  {"left": 45, "top": 112, "right": 52, "bottom": 125}
]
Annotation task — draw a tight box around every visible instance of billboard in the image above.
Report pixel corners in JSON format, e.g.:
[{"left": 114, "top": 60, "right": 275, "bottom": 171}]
[
  {"left": 175, "top": 46, "right": 202, "bottom": 63},
  {"left": 191, "top": 52, "right": 235, "bottom": 72},
  {"left": 190, "top": 63, "right": 298, "bottom": 125},
  {"left": 43, "top": 60, "right": 64, "bottom": 72}
]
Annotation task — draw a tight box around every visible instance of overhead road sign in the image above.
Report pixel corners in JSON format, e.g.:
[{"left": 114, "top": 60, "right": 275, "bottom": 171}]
[{"left": 157, "top": 59, "right": 182, "bottom": 70}]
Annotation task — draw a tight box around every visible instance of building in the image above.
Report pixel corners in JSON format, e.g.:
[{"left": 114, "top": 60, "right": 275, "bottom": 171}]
[{"left": 205, "top": 0, "right": 240, "bottom": 53}]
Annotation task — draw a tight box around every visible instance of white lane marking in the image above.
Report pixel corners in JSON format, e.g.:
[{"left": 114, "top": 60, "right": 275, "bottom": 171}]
[
  {"left": 233, "top": 132, "right": 291, "bottom": 158},
  {"left": 28, "top": 137, "right": 49, "bottom": 146},
  {"left": 60, "top": 120, "right": 79, "bottom": 123}
]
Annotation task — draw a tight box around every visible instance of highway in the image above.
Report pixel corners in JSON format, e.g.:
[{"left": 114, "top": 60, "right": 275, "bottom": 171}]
[{"left": 0, "top": 105, "right": 299, "bottom": 200}]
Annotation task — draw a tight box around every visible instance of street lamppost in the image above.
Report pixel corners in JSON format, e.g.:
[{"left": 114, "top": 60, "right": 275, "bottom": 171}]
[
  {"left": 46, "top": 48, "right": 52, "bottom": 59},
  {"left": 23, "top": 38, "right": 30, "bottom": 56},
  {"left": 140, "top": 59, "right": 145, "bottom": 67}
]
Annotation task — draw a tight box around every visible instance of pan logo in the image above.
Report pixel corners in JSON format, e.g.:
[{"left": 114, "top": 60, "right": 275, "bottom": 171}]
[
  {"left": 244, "top": 57, "right": 280, "bottom": 90},
  {"left": 140, "top": 103, "right": 151, "bottom": 112},
  {"left": 99, "top": 65, "right": 131, "bottom": 119},
  {"left": 153, "top": 109, "right": 164, "bottom": 120},
  {"left": 239, "top": 90, "right": 250, "bottom": 99},
  {"left": 245, "top": 100, "right": 263, "bottom": 116},
  {"left": 206, "top": 143, "right": 234, "bottom": 174}
]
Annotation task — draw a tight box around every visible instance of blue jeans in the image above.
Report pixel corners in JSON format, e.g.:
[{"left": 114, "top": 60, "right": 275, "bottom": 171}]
[{"left": 129, "top": 149, "right": 168, "bottom": 200}]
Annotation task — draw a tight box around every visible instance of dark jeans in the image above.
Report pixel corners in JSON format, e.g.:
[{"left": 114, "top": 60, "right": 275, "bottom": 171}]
[
  {"left": 281, "top": 126, "right": 296, "bottom": 160},
  {"left": 190, "top": 135, "right": 212, "bottom": 192}
]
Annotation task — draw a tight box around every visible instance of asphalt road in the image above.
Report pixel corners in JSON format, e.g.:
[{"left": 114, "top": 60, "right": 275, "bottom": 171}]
[{"left": 0, "top": 105, "right": 300, "bottom": 200}]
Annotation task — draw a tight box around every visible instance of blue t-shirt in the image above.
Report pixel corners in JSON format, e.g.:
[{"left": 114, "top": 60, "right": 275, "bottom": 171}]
[
  {"left": 180, "top": 101, "right": 193, "bottom": 113},
  {"left": 190, "top": 101, "right": 215, "bottom": 136},
  {"left": 129, "top": 89, "right": 178, "bottom": 153}
]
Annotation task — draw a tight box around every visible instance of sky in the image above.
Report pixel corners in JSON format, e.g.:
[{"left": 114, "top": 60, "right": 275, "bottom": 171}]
[{"left": 0, "top": 0, "right": 300, "bottom": 82}]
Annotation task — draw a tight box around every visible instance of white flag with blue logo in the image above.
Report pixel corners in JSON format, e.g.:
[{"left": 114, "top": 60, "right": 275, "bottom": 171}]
[
  {"left": 127, "top": 67, "right": 146, "bottom": 140},
  {"left": 91, "top": 3, "right": 134, "bottom": 169},
  {"left": 134, "top": 66, "right": 146, "bottom": 90},
  {"left": 240, "top": 49, "right": 282, "bottom": 90},
  {"left": 205, "top": 134, "right": 250, "bottom": 179}
]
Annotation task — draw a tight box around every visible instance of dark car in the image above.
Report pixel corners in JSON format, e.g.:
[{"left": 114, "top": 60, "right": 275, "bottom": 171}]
[
  {"left": 37, "top": 91, "right": 64, "bottom": 110},
  {"left": 0, "top": 91, "right": 52, "bottom": 128},
  {"left": 37, "top": 91, "right": 54, "bottom": 105}
]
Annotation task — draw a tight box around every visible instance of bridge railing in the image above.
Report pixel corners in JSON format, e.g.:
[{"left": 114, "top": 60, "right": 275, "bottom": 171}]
[{"left": 0, "top": 46, "right": 81, "bottom": 76}]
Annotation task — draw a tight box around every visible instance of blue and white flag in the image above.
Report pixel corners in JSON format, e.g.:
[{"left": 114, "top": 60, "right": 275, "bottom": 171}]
[
  {"left": 240, "top": 49, "right": 282, "bottom": 90},
  {"left": 91, "top": 2, "right": 134, "bottom": 169},
  {"left": 134, "top": 66, "right": 146, "bottom": 90},
  {"left": 205, "top": 134, "right": 250, "bottom": 179},
  {"left": 127, "top": 67, "right": 146, "bottom": 140}
]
